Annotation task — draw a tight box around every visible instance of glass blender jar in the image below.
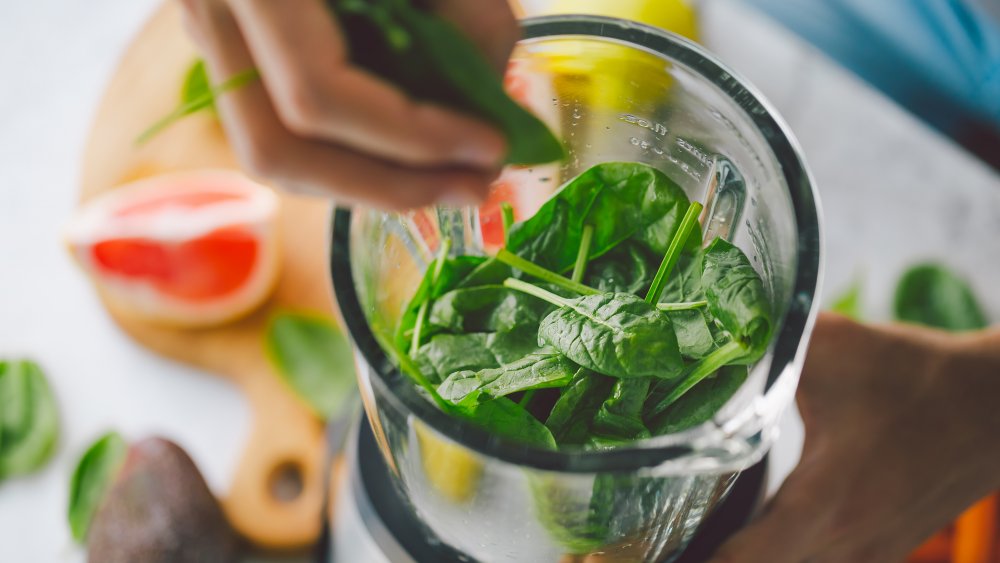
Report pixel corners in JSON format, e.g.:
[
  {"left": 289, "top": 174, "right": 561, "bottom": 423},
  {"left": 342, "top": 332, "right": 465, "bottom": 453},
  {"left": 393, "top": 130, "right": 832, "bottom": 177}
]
[{"left": 330, "top": 15, "right": 822, "bottom": 563}]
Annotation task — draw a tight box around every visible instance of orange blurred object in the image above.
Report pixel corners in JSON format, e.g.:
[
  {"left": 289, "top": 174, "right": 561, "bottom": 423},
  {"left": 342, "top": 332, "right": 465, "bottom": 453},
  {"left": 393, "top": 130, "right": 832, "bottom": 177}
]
[
  {"left": 906, "top": 494, "right": 1000, "bottom": 563},
  {"left": 67, "top": 171, "right": 280, "bottom": 327}
]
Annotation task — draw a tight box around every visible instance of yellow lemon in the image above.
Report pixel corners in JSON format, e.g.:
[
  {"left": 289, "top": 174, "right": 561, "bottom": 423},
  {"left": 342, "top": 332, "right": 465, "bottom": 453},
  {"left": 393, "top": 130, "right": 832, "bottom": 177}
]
[
  {"left": 414, "top": 421, "right": 483, "bottom": 503},
  {"left": 545, "top": 0, "right": 699, "bottom": 41}
]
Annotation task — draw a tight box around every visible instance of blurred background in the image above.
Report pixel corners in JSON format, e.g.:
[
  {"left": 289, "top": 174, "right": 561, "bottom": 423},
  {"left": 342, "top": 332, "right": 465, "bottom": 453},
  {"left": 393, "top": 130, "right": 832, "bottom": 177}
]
[{"left": 1, "top": 0, "right": 998, "bottom": 562}]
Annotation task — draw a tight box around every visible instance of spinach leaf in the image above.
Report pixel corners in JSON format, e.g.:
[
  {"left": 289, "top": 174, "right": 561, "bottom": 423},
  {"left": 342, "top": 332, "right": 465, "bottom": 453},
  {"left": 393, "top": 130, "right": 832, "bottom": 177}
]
[
  {"left": 394, "top": 252, "right": 485, "bottom": 352},
  {"left": 439, "top": 351, "right": 577, "bottom": 403},
  {"left": 894, "top": 264, "right": 987, "bottom": 331},
  {"left": 136, "top": 65, "right": 259, "bottom": 145},
  {"left": 583, "top": 241, "right": 653, "bottom": 295},
  {"left": 645, "top": 340, "right": 747, "bottom": 418},
  {"left": 506, "top": 280, "right": 683, "bottom": 379},
  {"left": 332, "top": 0, "right": 563, "bottom": 165},
  {"left": 592, "top": 378, "right": 652, "bottom": 440},
  {"left": 181, "top": 59, "right": 212, "bottom": 112},
  {"left": 646, "top": 365, "right": 748, "bottom": 434},
  {"left": 702, "top": 238, "right": 772, "bottom": 361},
  {"left": 427, "top": 285, "right": 554, "bottom": 334},
  {"left": 266, "top": 312, "right": 357, "bottom": 419},
  {"left": 545, "top": 369, "right": 615, "bottom": 446},
  {"left": 532, "top": 472, "right": 666, "bottom": 554},
  {"left": 455, "top": 394, "right": 557, "bottom": 449},
  {"left": 415, "top": 330, "right": 540, "bottom": 383},
  {"left": 506, "top": 162, "right": 690, "bottom": 273},
  {"left": 456, "top": 256, "right": 512, "bottom": 289},
  {"left": 415, "top": 333, "right": 501, "bottom": 384},
  {"left": 660, "top": 250, "right": 706, "bottom": 304},
  {"left": 830, "top": 277, "right": 864, "bottom": 321},
  {"left": 667, "top": 309, "right": 716, "bottom": 359},
  {"left": 68, "top": 432, "right": 127, "bottom": 542},
  {"left": 0, "top": 360, "right": 59, "bottom": 479}
]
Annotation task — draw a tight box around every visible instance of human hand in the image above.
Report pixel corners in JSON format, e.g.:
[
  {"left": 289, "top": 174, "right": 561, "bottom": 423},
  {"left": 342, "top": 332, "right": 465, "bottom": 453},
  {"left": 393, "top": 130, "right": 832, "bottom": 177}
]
[
  {"left": 178, "top": 0, "right": 518, "bottom": 209},
  {"left": 710, "top": 313, "right": 1000, "bottom": 563}
]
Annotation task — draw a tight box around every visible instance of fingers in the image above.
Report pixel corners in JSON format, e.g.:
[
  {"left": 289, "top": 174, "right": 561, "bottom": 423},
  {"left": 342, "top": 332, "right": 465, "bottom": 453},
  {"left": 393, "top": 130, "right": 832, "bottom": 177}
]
[
  {"left": 181, "top": 0, "right": 494, "bottom": 209},
  {"left": 224, "top": 0, "right": 507, "bottom": 168},
  {"left": 432, "top": 0, "right": 520, "bottom": 73}
]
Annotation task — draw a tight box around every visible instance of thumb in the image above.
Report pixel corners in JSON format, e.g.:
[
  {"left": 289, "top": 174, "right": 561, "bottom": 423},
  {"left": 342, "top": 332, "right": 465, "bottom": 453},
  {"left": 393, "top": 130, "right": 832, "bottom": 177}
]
[{"left": 707, "top": 474, "right": 828, "bottom": 563}]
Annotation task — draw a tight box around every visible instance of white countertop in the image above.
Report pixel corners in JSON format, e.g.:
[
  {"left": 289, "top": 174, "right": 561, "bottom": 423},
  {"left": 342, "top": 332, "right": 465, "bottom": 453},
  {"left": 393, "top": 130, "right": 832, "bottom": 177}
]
[{"left": 1, "top": 1, "right": 998, "bottom": 562}]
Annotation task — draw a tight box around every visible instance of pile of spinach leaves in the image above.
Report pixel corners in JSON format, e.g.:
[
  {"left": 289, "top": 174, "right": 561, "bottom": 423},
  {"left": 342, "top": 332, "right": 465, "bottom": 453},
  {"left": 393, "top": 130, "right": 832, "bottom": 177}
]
[{"left": 389, "top": 162, "right": 773, "bottom": 450}]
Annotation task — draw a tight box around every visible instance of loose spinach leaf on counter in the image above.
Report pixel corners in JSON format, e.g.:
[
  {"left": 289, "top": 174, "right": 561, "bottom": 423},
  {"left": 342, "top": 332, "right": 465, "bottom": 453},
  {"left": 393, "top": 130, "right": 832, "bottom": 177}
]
[
  {"left": 507, "top": 280, "right": 684, "bottom": 379},
  {"left": 894, "top": 264, "right": 987, "bottom": 331},
  {"left": 506, "top": 162, "right": 691, "bottom": 273},
  {"left": 0, "top": 360, "right": 60, "bottom": 480},
  {"left": 439, "top": 351, "right": 577, "bottom": 403},
  {"left": 68, "top": 432, "right": 127, "bottom": 542},
  {"left": 829, "top": 277, "right": 864, "bottom": 321},
  {"left": 266, "top": 312, "right": 358, "bottom": 419},
  {"left": 332, "top": 0, "right": 563, "bottom": 165}
]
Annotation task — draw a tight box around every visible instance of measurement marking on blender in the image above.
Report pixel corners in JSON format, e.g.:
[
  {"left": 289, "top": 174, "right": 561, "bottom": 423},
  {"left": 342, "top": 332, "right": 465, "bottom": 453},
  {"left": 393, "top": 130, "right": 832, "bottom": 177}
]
[
  {"left": 619, "top": 113, "right": 669, "bottom": 137},
  {"left": 677, "top": 137, "right": 713, "bottom": 167}
]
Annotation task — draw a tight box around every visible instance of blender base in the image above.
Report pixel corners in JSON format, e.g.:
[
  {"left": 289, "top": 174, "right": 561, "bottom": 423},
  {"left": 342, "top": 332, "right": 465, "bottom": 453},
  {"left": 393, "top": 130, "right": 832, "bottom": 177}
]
[{"left": 327, "top": 417, "right": 767, "bottom": 563}]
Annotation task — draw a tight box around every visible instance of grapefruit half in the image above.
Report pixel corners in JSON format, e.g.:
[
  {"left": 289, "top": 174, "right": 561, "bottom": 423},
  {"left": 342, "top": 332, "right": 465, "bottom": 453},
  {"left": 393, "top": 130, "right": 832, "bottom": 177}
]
[{"left": 67, "top": 171, "right": 280, "bottom": 327}]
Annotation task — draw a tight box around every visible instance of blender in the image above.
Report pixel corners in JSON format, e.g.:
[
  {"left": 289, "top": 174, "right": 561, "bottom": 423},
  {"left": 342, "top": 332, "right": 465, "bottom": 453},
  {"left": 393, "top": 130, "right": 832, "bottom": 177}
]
[{"left": 328, "top": 14, "right": 822, "bottom": 563}]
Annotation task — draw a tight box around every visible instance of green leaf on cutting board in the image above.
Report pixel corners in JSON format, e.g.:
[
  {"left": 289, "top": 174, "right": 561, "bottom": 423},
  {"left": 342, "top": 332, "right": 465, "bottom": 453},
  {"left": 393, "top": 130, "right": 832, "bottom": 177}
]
[
  {"left": 893, "top": 263, "right": 988, "bottom": 331},
  {"left": 0, "top": 360, "right": 60, "bottom": 480},
  {"left": 68, "top": 431, "right": 127, "bottom": 542},
  {"left": 266, "top": 312, "right": 358, "bottom": 419}
]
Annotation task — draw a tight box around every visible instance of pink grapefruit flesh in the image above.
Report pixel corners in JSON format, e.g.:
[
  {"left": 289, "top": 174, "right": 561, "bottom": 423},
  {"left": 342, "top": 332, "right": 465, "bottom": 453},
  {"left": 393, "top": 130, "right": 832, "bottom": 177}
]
[{"left": 67, "top": 171, "right": 280, "bottom": 327}]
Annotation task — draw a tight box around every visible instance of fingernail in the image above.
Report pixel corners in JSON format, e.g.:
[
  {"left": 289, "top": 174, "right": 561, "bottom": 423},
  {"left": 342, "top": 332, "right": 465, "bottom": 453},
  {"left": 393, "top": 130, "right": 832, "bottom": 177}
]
[
  {"left": 438, "top": 188, "right": 483, "bottom": 208},
  {"left": 453, "top": 138, "right": 506, "bottom": 168}
]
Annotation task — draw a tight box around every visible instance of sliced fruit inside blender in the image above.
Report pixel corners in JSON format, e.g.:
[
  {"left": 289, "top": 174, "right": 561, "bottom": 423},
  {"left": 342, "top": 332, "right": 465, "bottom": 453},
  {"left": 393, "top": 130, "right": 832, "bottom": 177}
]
[{"left": 389, "top": 162, "right": 772, "bottom": 450}]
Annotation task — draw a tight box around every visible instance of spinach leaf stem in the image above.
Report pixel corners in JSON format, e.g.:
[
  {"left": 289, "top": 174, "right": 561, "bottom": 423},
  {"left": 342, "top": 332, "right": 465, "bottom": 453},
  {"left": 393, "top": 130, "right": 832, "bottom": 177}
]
[
  {"left": 496, "top": 248, "right": 600, "bottom": 296},
  {"left": 645, "top": 202, "right": 704, "bottom": 304},
  {"left": 571, "top": 224, "right": 595, "bottom": 284},
  {"left": 656, "top": 300, "right": 708, "bottom": 312},
  {"left": 500, "top": 202, "right": 515, "bottom": 247},
  {"left": 648, "top": 340, "right": 745, "bottom": 417},
  {"left": 502, "top": 278, "right": 571, "bottom": 308},
  {"left": 410, "top": 237, "right": 452, "bottom": 355}
]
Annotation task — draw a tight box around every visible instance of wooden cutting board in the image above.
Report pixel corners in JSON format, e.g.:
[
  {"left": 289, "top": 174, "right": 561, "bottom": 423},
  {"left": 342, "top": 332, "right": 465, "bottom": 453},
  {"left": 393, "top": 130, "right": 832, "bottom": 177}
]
[{"left": 79, "top": 1, "right": 336, "bottom": 551}]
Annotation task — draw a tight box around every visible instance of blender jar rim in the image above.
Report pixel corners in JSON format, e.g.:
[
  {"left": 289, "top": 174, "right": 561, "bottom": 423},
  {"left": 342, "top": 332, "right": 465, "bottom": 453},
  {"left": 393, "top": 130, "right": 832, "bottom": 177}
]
[{"left": 329, "top": 14, "right": 823, "bottom": 473}]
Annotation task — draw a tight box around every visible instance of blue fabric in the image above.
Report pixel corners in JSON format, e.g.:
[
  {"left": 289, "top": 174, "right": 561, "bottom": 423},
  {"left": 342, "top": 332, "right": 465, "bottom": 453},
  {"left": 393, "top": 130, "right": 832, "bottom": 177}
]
[{"left": 742, "top": 0, "right": 1000, "bottom": 135}]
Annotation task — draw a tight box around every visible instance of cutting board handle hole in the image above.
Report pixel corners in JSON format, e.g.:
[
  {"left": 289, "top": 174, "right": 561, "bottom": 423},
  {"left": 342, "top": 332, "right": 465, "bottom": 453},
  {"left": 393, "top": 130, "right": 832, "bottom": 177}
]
[{"left": 269, "top": 460, "right": 305, "bottom": 503}]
